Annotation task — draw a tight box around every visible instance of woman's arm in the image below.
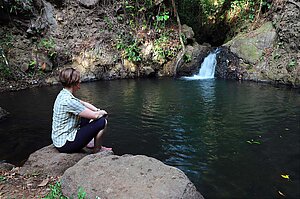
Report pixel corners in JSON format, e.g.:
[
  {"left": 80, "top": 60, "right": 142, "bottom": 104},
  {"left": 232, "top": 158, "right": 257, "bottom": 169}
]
[
  {"left": 79, "top": 108, "right": 108, "bottom": 120},
  {"left": 80, "top": 100, "right": 99, "bottom": 111}
]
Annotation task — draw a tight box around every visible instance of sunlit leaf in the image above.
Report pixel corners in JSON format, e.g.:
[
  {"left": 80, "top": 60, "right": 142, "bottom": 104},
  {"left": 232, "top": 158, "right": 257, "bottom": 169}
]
[
  {"left": 252, "top": 141, "right": 261, "bottom": 144},
  {"left": 281, "top": 174, "right": 290, "bottom": 180},
  {"left": 246, "top": 140, "right": 261, "bottom": 144}
]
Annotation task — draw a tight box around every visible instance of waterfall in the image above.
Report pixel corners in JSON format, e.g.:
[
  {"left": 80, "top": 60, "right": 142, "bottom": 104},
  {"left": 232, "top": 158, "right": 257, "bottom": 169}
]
[{"left": 183, "top": 49, "right": 218, "bottom": 80}]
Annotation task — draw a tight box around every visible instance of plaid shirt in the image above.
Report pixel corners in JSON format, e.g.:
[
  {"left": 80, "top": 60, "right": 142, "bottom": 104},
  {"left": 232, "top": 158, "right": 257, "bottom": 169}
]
[{"left": 51, "top": 88, "right": 85, "bottom": 147}]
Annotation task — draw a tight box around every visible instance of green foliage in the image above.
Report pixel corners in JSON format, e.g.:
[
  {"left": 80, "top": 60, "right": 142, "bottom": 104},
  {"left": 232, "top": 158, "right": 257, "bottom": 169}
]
[
  {"left": 77, "top": 187, "right": 87, "bottom": 199},
  {"left": 183, "top": 53, "right": 192, "bottom": 63},
  {"left": 0, "top": 175, "right": 6, "bottom": 182},
  {"left": 120, "top": 0, "right": 172, "bottom": 31},
  {"left": 153, "top": 33, "right": 179, "bottom": 63},
  {"left": 0, "top": 65, "right": 12, "bottom": 79},
  {"left": 3, "top": 0, "right": 33, "bottom": 16},
  {"left": 28, "top": 60, "right": 37, "bottom": 71},
  {"left": 38, "top": 38, "right": 56, "bottom": 58},
  {"left": 43, "top": 182, "right": 87, "bottom": 199},
  {"left": 273, "top": 53, "right": 281, "bottom": 61},
  {"left": 287, "top": 60, "right": 296, "bottom": 70},
  {"left": 117, "top": 37, "right": 141, "bottom": 62},
  {"left": 43, "top": 182, "right": 67, "bottom": 199},
  {"left": 155, "top": 10, "right": 170, "bottom": 30},
  {"left": 104, "top": 16, "right": 113, "bottom": 31},
  {"left": 0, "top": 33, "right": 14, "bottom": 49},
  {"left": 123, "top": 0, "right": 154, "bottom": 29},
  {"left": 0, "top": 47, "right": 12, "bottom": 79},
  {"left": 176, "top": 0, "right": 273, "bottom": 44},
  {"left": 124, "top": 42, "right": 142, "bottom": 62}
]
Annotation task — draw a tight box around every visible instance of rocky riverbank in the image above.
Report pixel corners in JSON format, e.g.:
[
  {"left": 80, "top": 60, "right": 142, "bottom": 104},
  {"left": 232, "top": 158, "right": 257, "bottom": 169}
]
[
  {"left": 0, "top": 145, "right": 204, "bottom": 198},
  {"left": 1, "top": 0, "right": 298, "bottom": 94}
]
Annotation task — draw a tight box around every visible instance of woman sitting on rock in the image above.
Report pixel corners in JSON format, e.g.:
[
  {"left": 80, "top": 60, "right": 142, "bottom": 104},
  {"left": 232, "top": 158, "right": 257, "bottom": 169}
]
[{"left": 51, "top": 67, "right": 112, "bottom": 153}]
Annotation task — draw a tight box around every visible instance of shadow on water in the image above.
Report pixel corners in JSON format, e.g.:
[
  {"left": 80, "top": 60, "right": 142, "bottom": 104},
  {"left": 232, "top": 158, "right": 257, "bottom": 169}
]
[{"left": 0, "top": 78, "right": 299, "bottom": 199}]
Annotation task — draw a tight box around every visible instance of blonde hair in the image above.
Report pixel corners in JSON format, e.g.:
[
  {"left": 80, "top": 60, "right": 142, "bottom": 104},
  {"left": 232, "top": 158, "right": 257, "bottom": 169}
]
[{"left": 59, "top": 68, "right": 80, "bottom": 87}]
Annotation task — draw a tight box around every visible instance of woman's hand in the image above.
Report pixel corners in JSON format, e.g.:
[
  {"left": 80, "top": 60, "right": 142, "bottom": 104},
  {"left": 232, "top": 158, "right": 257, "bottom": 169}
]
[
  {"left": 96, "top": 109, "right": 108, "bottom": 119},
  {"left": 79, "top": 108, "right": 108, "bottom": 120}
]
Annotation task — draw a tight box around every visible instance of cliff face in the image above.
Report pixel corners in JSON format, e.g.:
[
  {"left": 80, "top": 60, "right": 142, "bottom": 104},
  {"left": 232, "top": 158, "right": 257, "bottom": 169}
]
[
  {"left": 0, "top": 0, "right": 299, "bottom": 91},
  {"left": 0, "top": 0, "right": 186, "bottom": 91},
  {"left": 216, "top": 1, "right": 300, "bottom": 87}
]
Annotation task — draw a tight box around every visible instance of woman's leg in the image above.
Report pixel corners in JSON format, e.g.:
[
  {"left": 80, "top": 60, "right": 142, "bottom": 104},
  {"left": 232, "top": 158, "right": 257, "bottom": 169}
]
[
  {"left": 57, "top": 117, "right": 107, "bottom": 153},
  {"left": 93, "top": 119, "right": 110, "bottom": 153}
]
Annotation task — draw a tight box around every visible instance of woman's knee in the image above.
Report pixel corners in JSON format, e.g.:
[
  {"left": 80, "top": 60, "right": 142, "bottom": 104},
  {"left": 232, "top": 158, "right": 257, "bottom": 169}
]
[{"left": 95, "top": 117, "right": 107, "bottom": 129}]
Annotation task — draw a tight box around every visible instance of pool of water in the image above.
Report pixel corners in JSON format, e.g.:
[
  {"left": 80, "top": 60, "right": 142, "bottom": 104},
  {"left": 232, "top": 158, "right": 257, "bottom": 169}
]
[{"left": 0, "top": 78, "right": 299, "bottom": 198}]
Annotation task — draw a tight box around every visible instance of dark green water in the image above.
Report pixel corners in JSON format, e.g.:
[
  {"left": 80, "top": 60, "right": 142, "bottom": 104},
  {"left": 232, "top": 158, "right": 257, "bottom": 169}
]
[{"left": 0, "top": 78, "right": 299, "bottom": 198}]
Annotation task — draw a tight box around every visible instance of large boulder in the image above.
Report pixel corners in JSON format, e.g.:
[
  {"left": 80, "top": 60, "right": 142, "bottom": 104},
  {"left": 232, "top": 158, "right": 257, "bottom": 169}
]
[
  {"left": 224, "top": 22, "right": 276, "bottom": 64},
  {"left": 61, "top": 154, "right": 204, "bottom": 199},
  {"left": 176, "top": 42, "right": 211, "bottom": 77},
  {"left": 20, "top": 145, "right": 112, "bottom": 177}
]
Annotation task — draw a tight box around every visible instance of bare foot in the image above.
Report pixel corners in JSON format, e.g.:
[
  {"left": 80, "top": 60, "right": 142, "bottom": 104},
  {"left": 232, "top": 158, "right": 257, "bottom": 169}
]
[{"left": 93, "top": 146, "right": 112, "bottom": 153}]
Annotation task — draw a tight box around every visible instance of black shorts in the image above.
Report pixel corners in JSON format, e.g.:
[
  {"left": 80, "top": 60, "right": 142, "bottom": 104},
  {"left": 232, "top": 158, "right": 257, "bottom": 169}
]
[{"left": 57, "top": 117, "right": 106, "bottom": 153}]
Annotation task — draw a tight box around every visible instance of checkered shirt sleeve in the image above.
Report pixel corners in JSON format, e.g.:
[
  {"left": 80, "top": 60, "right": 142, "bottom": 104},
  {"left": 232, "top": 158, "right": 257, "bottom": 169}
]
[{"left": 51, "top": 89, "right": 86, "bottom": 147}]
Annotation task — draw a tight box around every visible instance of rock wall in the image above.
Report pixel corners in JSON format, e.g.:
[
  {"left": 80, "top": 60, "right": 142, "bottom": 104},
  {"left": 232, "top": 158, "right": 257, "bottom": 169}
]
[
  {"left": 217, "top": 1, "right": 300, "bottom": 87},
  {"left": 0, "top": 0, "right": 186, "bottom": 91}
]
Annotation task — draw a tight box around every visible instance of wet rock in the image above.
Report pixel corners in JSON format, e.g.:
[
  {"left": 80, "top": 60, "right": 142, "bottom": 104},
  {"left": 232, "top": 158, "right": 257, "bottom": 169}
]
[
  {"left": 61, "top": 154, "right": 204, "bottom": 199},
  {"left": 0, "top": 107, "right": 9, "bottom": 120},
  {"left": 176, "top": 42, "right": 211, "bottom": 76},
  {"left": 216, "top": 46, "right": 241, "bottom": 80}
]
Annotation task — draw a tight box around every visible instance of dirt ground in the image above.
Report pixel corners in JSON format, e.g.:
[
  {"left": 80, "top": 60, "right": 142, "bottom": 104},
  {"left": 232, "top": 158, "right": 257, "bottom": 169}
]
[{"left": 0, "top": 167, "right": 59, "bottom": 198}]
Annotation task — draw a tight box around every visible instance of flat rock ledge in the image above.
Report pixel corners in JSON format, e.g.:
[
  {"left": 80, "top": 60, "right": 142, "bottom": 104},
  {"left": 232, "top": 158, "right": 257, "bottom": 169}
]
[
  {"left": 20, "top": 145, "right": 113, "bottom": 177},
  {"left": 61, "top": 154, "right": 204, "bottom": 199}
]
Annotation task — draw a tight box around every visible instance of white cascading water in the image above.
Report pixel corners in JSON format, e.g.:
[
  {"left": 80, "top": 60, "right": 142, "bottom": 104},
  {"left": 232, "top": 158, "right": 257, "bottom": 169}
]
[{"left": 183, "top": 49, "right": 218, "bottom": 80}]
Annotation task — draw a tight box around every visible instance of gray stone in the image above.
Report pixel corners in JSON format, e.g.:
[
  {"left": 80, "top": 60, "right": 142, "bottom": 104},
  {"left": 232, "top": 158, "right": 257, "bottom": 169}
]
[
  {"left": 182, "top": 24, "right": 195, "bottom": 40},
  {"left": 0, "top": 162, "right": 15, "bottom": 172},
  {"left": 224, "top": 22, "right": 277, "bottom": 64},
  {"left": 78, "top": 0, "right": 100, "bottom": 8},
  {"left": 61, "top": 154, "right": 204, "bottom": 199},
  {"left": 20, "top": 145, "right": 91, "bottom": 177}
]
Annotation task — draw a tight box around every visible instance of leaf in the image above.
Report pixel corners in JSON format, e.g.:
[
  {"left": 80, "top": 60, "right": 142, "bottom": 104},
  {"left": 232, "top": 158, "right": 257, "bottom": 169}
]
[
  {"left": 246, "top": 140, "right": 261, "bottom": 145},
  {"left": 278, "top": 190, "right": 285, "bottom": 196},
  {"left": 281, "top": 174, "right": 290, "bottom": 180},
  {"left": 38, "top": 178, "right": 49, "bottom": 187}
]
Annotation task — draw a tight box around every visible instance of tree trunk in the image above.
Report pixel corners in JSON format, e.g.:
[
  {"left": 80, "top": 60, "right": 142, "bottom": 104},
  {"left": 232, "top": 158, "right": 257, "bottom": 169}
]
[{"left": 171, "top": 0, "right": 185, "bottom": 76}]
